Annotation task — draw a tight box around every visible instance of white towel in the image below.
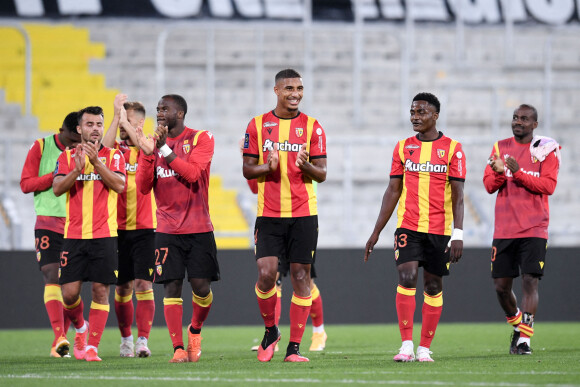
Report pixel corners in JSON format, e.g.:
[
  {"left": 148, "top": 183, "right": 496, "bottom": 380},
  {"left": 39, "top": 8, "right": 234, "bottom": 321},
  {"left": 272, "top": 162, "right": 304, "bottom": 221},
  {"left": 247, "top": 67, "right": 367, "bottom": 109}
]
[{"left": 530, "top": 135, "right": 561, "bottom": 165}]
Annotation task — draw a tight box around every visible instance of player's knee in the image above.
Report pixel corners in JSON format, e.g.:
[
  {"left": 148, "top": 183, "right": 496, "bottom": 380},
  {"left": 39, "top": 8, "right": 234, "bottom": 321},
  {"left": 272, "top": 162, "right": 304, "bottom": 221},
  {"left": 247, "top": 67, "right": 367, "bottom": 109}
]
[
  {"left": 494, "top": 282, "right": 511, "bottom": 296},
  {"left": 398, "top": 271, "right": 417, "bottom": 288}
]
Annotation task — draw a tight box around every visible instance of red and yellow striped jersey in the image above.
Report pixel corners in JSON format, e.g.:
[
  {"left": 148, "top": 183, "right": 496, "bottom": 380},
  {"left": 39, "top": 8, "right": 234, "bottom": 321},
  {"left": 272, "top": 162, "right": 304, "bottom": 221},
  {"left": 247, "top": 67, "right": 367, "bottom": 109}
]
[
  {"left": 55, "top": 145, "right": 126, "bottom": 239},
  {"left": 390, "top": 132, "right": 466, "bottom": 236},
  {"left": 116, "top": 141, "right": 157, "bottom": 230},
  {"left": 243, "top": 111, "right": 327, "bottom": 218}
]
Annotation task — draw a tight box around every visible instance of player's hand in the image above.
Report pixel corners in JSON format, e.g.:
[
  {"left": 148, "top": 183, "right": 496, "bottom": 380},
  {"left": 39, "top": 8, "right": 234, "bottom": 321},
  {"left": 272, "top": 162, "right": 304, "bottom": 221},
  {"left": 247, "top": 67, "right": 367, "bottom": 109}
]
[
  {"left": 267, "top": 143, "right": 279, "bottom": 172},
  {"left": 154, "top": 124, "right": 169, "bottom": 148},
  {"left": 488, "top": 152, "right": 505, "bottom": 173},
  {"left": 73, "top": 144, "right": 86, "bottom": 173},
  {"left": 83, "top": 140, "right": 100, "bottom": 165},
  {"left": 238, "top": 138, "right": 245, "bottom": 156},
  {"left": 114, "top": 93, "right": 127, "bottom": 115},
  {"left": 295, "top": 144, "right": 309, "bottom": 168},
  {"left": 136, "top": 126, "right": 155, "bottom": 155},
  {"left": 364, "top": 234, "right": 378, "bottom": 262},
  {"left": 445, "top": 240, "right": 463, "bottom": 263},
  {"left": 119, "top": 106, "right": 128, "bottom": 126},
  {"left": 505, "top": 156, "right": 519, "bottom": 174}
]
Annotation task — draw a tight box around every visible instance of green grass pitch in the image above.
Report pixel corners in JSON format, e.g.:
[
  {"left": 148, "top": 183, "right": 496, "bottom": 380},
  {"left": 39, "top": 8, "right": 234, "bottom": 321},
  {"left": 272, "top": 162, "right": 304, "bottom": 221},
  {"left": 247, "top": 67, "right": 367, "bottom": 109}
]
[{"left": 1, "top": 323, "right": 579, "bottom": 386}]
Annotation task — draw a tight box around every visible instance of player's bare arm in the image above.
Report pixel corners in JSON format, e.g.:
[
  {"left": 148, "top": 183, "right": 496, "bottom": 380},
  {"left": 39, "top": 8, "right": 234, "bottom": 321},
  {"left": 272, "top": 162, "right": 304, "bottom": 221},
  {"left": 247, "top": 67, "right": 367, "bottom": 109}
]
[
  {"left": 84, "top": 141, "right": 125, "bottom": 194},
  {"left": 446, "top": 179, "right": 464, "bottom": 263},
  {"left": 364, "top": 177, "right": 403, "bottom": 262},
  {"left": 118, "top": 107, "right": 141, "bottom": 149},
  {"left": 102, "top": 93, "right": 127, "bottom": 148},
  {"left": 300, "top": 157, "right": 327, "bottom": 183},
  {"left": 243, "top": 155, "right": 272, "bottom": 180},
  {"left": 243, "top": 144, "right": 279, "bottom": 180},
  {"left": 135, "top": 126, "right": 155, "bottom": 155},
  {"left": 52, "top": 144, "right": 85, "bottom": 196},
  {"left": 296, "top": 144, "right": 327, "bottom": 183}
]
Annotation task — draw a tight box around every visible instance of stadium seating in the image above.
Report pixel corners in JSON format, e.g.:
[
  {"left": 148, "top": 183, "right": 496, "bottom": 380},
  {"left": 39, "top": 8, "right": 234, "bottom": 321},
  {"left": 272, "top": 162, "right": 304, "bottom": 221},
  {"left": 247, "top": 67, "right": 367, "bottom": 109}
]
[{"left": 1, "top": 20, "right": 578, "bottom": 249}]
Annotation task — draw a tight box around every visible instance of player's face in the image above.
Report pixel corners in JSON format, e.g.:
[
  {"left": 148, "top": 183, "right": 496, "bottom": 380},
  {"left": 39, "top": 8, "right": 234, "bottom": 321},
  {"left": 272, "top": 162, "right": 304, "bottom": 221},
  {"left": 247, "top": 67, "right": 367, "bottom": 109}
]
[
  {"left": 511, "top": 107, "right": 537, "bottom": 140},
  {"left": 120, "top": 109, "right": 144, "bottom": 140},
  {"left": 78, "top": 113, "right": 104, "bottom": 144},
  {"left": 156, "top": 98, "right": 181, "bottom": 130},
  {"left": 410, "top": 100, "right": 438, "bottom": 134},
  {"left": 61, "top": 126, "right": 81, "bottom": 148},
  {"left": 274, "top": 77, "right": 303, "bottom": 113}
]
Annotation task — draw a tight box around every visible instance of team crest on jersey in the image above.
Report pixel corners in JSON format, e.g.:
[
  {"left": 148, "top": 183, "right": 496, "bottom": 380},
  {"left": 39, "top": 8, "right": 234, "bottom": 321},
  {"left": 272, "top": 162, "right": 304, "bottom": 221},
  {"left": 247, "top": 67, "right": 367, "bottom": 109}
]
[
  {"left": 437, "top": 149, "right": 446, "bottom": 158},
  {"left": 156, "top": 265, "right": 163, "bottom": 276},
  {"left": 296, "top": 127, "right": 304, "bottom": 137},
  {"left": 99, "top": 157, "right": 107, "bottom": 164},
  {"left": 183, "top": 140, "right": 190, "bottom": 154}
]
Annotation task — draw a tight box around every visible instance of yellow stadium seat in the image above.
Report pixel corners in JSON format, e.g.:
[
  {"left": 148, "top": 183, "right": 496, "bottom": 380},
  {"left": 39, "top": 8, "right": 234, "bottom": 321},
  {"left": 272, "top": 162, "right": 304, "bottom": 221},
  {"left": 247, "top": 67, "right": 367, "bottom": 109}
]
[
  {"left": 208, "top": 176, "right": 251, "bottom": 248},
  {"left": 0, "top": 24, "right": 115, "bottom": 130}
]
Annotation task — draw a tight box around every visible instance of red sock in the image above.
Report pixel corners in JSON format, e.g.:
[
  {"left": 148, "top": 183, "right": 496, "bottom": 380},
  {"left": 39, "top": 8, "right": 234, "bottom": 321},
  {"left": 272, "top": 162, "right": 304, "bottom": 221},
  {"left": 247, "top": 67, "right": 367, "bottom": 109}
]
[
  {"left": 114, "top": 290, "right": 134, "bottom": 338},
  {"left": 506, "top": 309, "right": 522, "bottom": 328},
  {"left": 136, "top": 290, "right": 155, "bottom": 339},
  {"left": 64, "top": 297, "right": 85, "bottom": 330},
  {"left": 191, "top": 291, "right": 213, "bottom": 331},
  {"left": 519, "top": 312, "right": 534, "bottom": 339},
  {"left": 289, "top": 293, "right": 312, "bottom": 343},
  {"left": 310, "top": 285, "right": 324, "bottom": 327},
  {"left": 420, "top": 292, "right": 443, "bottom": 348},
  {"left": 519, "top": 324, "right": 534, "bottom": 338},
  {"left": 44, "top": 285, "right": 65, "bottom": 344},
  {"left": 396, "top": 285, "right": 416, "bottom": 342},
  {"left": 164, "top": 298, "right": 183, "bottom": 349},
  {"left": 63, "top": 309, "right": 72, "bottom": 336},
  {"left": 275, "top": 290, "right": 282, "bottom": 326},
  {"left": 256, "top": 284, "right": 277, "bottom": 327},
  {"left": 87, "top": 301, "right": 110, "bottom": 348}
]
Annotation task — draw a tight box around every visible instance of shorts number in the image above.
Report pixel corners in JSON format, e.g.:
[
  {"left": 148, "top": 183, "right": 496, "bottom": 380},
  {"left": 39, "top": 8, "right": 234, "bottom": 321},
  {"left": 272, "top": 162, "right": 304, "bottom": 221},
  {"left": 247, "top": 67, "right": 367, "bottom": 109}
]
[
  {"left": 155, "top": 247, "right": 169, "bottom": 265},
  {"left": 60, "top": 251, "right": 69, "bottom": 267},
  {"left": 35, "top": 235, "right": 50, "bottom": 250},
  {"left": 491, "top": 246, "right": 497, "bottom": 262},
  {"left": 394, "top": 233, "right": 408, "bottom": 249}
]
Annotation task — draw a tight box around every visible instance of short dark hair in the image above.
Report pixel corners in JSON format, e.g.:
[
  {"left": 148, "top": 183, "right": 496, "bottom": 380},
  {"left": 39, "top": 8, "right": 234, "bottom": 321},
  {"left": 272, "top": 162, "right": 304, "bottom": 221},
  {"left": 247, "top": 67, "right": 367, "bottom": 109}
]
[
  {"left": 275, "top": 69, "right": 302, "bottom": 83},
  {"left": 162, "top": 94, "right": 187, "bottom": 116},
  {"left": 124, "top": 101, "right": 146, "bottom": 116},
  {"left": 62, "top": 111, "right": 78, "bottom": 132},
  {"left": 518, "top": 104, "right": 538, "bottom": 121},
  {"left": 412, "top": 92, "right": 440, "bottom": 113},
  {"left": 77, "top": 106, "right": 104, "bottom": 123}
]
